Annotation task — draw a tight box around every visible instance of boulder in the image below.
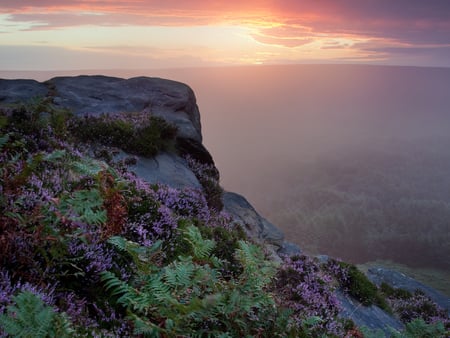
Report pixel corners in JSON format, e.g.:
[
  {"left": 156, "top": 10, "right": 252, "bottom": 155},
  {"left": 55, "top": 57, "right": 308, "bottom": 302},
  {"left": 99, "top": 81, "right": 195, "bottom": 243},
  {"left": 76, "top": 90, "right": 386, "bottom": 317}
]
[
  {"left": 0, "top": 79, "right": 48, "bottom": 104},
  {"left": 278, "top": 241, "right": 302, "bottom": 256},
  {"left": 222, "top": 192, "right": 284, "bottom": 248},
  {"left": 46, "top": 75, "right": 203, "bottom": 142},
  {"left": 121, "top": 152, "right": 202, "bottom": 190}
]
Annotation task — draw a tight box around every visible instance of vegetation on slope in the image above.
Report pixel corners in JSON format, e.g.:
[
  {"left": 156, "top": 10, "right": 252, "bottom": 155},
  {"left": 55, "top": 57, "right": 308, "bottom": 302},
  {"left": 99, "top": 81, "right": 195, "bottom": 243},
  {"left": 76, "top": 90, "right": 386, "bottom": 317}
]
[{"left": 0, "top": 99, "right": 448, "bottom": 337}]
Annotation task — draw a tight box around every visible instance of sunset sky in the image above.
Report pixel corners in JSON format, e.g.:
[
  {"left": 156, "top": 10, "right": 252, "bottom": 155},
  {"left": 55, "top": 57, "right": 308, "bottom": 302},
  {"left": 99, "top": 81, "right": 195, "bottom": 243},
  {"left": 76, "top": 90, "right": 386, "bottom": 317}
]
[{"left": 1, "top": 0, "right": 449, "bottom": 70}]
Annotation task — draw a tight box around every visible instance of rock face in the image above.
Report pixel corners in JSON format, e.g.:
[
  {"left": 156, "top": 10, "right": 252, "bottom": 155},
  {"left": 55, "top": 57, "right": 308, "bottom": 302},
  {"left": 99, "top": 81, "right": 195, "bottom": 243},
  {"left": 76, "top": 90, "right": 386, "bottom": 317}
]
[
  {"left": 337, "top": 291, "right": 404, "bottom": 335},
  {"left": 222, "top": 192, "right": 285, "bottom": 248},
  {"left": 117, "top": 152, "right": 202, "bottom": 190}
]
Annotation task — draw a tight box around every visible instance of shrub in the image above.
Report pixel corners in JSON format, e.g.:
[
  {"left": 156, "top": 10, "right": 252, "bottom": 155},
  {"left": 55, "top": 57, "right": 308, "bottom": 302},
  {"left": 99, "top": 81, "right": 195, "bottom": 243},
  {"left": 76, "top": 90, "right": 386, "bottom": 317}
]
[
  {"left": 185, "top": 155, "right": 224, "bottom": 211},
  {"left": 391, "top": 318, "right": 448, "bottom": 338},
  {"left": 69, "top": 113, "right": 177, "bottom": 157},
  {"left": 334, "top": 262, "right": 389, "bottom": 311},
  {"left": 102, "top": 226, "right": 290, "bottom": 337},
  {"left": 0, "top": 291, "right": 73, "bottom": 337}
]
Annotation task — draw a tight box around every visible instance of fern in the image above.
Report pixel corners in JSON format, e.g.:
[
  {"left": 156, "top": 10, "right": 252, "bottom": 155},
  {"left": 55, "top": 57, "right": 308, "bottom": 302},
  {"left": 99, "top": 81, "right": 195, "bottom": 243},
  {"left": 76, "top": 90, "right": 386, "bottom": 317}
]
[
  {"left": 43, "top": 149, "right": 67, "bottom": 162},
  {"left": 101, "top": 271, "right": 136, "bottom": 305},
  {"left": 164, "top": 257, "right": 196, "bottom": 289},
  {"left": 130, "top": 313, "right": 166, "bottom": 337},
  {"left": 0, "top": 133, "right": 9, "bottom": 151},
  {"left": 102, "top": 227, "right": 285, "bottom": 336},
  {"left": 108, "top": 236, "right": 162, "bottom": 273},
  {"left": 182, "top": 225, "right": 216, "bottom": 262},
  {"left": 236, "top": 240, "right": 277, "bottom": 289},
  {"left": 59, "top": 188, "right": 107, "bottom": 225},
  {"left": 0, "top": 291, "right": 73, "bottom": 338},
  {"left": 70, "top": 158, "right": 106, "bottom": 177}
]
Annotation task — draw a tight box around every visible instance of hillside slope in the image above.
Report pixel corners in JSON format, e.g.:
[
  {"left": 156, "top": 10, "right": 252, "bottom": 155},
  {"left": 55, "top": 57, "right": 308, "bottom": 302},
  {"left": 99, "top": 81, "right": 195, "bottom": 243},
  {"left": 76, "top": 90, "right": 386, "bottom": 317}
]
[{"left": 0, "top": 76, "right": 448, "bottom": 337}]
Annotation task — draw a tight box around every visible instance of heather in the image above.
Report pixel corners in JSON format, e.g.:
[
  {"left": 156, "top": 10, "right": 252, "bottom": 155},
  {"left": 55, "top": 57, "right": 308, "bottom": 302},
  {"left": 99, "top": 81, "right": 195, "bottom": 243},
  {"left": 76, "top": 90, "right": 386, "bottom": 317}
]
[{"left": 0, "top": 100, "right": 448, "bottom": 337}]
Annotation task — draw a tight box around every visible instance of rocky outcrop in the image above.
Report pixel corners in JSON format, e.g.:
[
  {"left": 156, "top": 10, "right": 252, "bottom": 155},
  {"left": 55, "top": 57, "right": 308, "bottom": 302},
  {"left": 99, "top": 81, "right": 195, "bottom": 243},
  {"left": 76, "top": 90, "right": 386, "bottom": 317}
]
[
  {"left": 367, "top": 267, "right": 450, "bottom": 313},
  {"left": 47, "top": 76, "right": 202, "bottom": 142},
  {"left": 0, "top": 79, "right": 48, "bottom": 103},
  {"left": 0, "top": 75, "right": 213, "bottom": 182}
]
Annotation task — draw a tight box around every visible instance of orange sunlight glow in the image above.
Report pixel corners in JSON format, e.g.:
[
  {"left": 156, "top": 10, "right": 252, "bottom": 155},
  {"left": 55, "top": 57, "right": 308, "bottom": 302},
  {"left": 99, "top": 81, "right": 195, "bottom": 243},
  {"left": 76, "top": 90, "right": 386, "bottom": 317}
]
[{"left": 1, "top": 1, "right": 448, "bottom": 69}]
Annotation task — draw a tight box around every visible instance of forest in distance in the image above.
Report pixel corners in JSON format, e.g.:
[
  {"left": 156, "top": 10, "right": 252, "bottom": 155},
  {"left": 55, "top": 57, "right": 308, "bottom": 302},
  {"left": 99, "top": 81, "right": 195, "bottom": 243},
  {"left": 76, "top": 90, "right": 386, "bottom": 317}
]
[{"left": 3, "top": 64, "right": 450, "bottom": 280}]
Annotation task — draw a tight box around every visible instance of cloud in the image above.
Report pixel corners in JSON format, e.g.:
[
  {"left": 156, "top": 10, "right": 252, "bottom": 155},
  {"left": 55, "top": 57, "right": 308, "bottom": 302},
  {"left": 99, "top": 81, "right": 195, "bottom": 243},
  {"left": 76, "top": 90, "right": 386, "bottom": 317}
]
[
  {"left": 355, "top": 41, "right": 450, "bottom": 67},
  {"left": 1, "top": 0, "right": 449, "bottom": 66},
  {"left": 3, "top": 0, "right": 449, "bottom": 40},
  {"left": 255, "top": 0, "right": 450, "bottom": 48},
  {"left": 0, "top": 44, "right": 220, "bottom": 70},
  {"left": 251, "top": 25, "right": 315, "bottom": 47}
]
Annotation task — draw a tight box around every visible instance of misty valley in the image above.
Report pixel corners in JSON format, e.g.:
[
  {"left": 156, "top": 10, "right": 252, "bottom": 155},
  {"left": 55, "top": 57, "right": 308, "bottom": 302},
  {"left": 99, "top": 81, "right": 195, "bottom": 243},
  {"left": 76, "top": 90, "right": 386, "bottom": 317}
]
[{"left": 178, "top": 65, "right": 450, "bottom": 294}]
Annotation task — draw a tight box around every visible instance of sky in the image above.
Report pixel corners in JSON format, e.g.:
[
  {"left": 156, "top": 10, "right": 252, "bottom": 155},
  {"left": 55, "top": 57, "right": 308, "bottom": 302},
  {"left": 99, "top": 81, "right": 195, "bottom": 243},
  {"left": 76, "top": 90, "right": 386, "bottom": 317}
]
[{"left": 0, "top": 0, "right": 449, "bottom": 70}]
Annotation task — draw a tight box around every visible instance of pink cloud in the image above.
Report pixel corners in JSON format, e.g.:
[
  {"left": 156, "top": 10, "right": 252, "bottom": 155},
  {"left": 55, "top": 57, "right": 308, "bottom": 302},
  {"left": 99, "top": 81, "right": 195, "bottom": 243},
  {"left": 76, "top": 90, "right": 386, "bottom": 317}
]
[{"left": 2, "top": 0, "right": 449, "bottom": 50}]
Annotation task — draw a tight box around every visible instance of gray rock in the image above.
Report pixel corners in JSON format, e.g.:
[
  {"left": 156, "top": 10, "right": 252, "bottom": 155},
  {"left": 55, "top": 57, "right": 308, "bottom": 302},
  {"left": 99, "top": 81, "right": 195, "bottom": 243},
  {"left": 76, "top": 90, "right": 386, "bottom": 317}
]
[
  {"left": 47, "top": 75, "right": 202, "bottom": 142},
  {"left": 0, "top": 79, "right": 48, "bottom": 104},
  {"left": 222, "top": 192, "right": 284, "bottom": 247},
  {"left": 316, "top": 255, "right": 331, "bottom": 264},
  {"left": 119, "top": 152, "right": 201, "bottom": 190},
  {"left": 278, "top": 241, "right": 302, "bottom": 256},
  {"left": 337, "top": 291, "right": 404, "bottom": 336},
  {"left": 367, "top": 267, "right": 450, "bottom": 313}
]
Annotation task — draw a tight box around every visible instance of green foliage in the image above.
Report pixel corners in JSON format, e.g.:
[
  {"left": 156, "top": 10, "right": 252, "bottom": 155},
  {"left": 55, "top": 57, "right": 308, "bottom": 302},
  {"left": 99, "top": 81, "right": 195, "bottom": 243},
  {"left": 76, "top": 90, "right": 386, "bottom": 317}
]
[
  {"left": 359, "top": 326, "right": 388, "bottom": 338},
  {"left": 339, "top": 262, "right": 390, "bottom": 311},
  {"left": 128, "top": 117, "right": 178, "bottom": 156},
  {"left": 380, "top": 282, "right": 412, "bottom": 299},
  {"left": 102, "top": 226, "right": 286, "bottom": 337},
  {"left": 58, "top": 189, "right": 107, "bottom": 225},
  {"left": 0, "top": 133, "right": 9, "bottom": 151},
  {"left": 199, "top": 224, "right": 246, "bottom": 278},
  {"left": 201, "top": 176, "right": 224, "bottom": 211},
  {"left": 391, "top": 318, "right": 448, "bottom": 338},
  {"left": 69, "top": 157, "right": 106, "bottom": 177},
  {"left": 4, "top": 97, "right": 72, "bottom": 138},
  {"left": 71, "top": 116, "right": 134, "bottom": 147},
  {"left": 107, "top": 236, "right": 163, "bottom": 274},
  {"left": 182, "top": 225, "right": 216, "bottom": 262},
  {"left": 70, "top": 114, "right": 177, "bottom": 157},
  {"left": 0, "top": 291, "right": 73, "bottom": 338}
]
